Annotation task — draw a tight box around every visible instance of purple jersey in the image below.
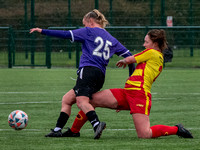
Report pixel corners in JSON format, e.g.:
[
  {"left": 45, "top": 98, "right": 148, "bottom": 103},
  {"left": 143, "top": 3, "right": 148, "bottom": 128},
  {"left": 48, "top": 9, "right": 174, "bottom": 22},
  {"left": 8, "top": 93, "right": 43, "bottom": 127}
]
[
  {"left": 70, "top": 27, "right": 130, "bottom": 74},
  {"left": 42, "top": 27, "right": 133, "bottom": 75}
]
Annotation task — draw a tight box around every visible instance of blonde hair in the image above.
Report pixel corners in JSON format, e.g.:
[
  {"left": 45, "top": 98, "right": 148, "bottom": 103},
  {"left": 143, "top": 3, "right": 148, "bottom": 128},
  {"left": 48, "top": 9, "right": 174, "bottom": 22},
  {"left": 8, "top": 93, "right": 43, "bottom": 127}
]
[
  {"left": 83, "top": 9, "right": 109, "bottom": 28},
  {"left": 147, "top": 29, "right": 168, "bottom": 52}
]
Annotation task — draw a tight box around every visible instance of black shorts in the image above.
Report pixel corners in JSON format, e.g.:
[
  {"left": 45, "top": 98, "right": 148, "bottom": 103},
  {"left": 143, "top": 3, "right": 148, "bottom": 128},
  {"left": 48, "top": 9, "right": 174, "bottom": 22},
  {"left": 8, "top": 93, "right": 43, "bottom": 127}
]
[{"left": 73, "top": 66, "right": 105, "bottom": 99}]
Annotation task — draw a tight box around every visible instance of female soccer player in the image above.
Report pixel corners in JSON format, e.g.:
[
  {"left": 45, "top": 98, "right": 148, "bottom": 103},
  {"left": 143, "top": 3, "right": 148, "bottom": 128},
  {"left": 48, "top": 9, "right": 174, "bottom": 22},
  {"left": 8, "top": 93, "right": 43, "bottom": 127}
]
[
  {"left": 64, "top": 29, "right": 193, "bottom": 139},
  {"left": 30, "top": 9, "right": 134, "bottom": 139}
]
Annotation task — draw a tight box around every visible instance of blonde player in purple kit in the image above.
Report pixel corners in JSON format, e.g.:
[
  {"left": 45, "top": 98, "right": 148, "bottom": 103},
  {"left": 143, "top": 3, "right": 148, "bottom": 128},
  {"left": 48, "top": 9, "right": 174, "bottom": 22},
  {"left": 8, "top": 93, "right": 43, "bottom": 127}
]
[{"left": 30, "top": 9, "right": 135, "bottom": 139}]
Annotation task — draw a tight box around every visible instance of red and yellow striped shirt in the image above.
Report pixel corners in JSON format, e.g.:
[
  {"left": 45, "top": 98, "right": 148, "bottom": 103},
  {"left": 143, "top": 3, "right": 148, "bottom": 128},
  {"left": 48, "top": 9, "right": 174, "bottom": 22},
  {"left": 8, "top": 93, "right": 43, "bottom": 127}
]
[{"left": 124, "top": 48, "right": 163, "bottom": 93}]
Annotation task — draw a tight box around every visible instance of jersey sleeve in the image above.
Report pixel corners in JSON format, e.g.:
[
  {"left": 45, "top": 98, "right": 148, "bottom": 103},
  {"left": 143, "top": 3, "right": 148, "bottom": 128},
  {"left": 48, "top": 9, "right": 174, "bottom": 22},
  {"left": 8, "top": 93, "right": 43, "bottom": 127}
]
[
  {"left": 41, "top": 29, "right": 72, "bottom": 39},
  {"left": 134, "top": 49, "right": 153, "bottom": 64},
  {"left": 112, "top": 41, "right": 135, "bottom": 76},
  {"left": 70, "top": 28, "right": 88, "bottom": 43},
  {"left": 114, "top": 42, "right": 131, "bottom": 57}
]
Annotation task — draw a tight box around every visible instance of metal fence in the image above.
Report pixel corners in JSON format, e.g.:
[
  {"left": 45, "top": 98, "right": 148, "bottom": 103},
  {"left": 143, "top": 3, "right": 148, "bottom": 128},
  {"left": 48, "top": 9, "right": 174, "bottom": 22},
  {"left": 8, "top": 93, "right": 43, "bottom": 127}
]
[
  {"left": 1, "top": 26, "right": 200, "bottom": 68},
  {"left": 0, "top": 27, "right": 14, "bottom": 68},
  {"left": 1, "top": 0, "right": 200, "bottom": 68}
]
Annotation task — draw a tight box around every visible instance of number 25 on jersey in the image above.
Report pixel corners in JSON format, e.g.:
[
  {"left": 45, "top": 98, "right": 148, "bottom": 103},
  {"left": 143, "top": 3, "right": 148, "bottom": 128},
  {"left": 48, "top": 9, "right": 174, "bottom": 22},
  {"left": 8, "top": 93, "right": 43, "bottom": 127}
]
[{"left": 93, "top": 36, "right": 112, "bottom": 60}]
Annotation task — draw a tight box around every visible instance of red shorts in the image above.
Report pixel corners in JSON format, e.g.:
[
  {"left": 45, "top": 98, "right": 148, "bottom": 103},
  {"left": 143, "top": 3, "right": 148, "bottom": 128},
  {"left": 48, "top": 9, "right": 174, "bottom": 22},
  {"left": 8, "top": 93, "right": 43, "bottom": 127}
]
[{"left": 110, "top": 88, "right": 152, "bottom": 116}]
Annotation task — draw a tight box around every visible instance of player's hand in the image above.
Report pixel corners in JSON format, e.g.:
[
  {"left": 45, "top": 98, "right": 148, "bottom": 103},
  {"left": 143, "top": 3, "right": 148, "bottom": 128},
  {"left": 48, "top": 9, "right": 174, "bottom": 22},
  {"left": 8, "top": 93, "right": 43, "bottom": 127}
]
[
  {"left": 29, "top": 28, "right": 42, "bottom": 34},
  {"left": 116, "top": 59, "right": 127, "bottom": 68}
]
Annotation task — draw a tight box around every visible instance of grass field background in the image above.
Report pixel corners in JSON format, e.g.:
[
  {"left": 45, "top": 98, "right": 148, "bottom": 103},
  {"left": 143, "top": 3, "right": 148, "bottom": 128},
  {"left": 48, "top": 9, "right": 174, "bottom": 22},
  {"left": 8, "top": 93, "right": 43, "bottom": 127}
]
[{"left": 0, "top": 68, "right": 199, "bottom": 150}]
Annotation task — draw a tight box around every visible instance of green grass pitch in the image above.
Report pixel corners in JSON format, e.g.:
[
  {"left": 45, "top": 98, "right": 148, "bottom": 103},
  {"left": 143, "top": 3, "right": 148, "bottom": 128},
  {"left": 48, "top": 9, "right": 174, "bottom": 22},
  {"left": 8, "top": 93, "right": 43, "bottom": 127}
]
[{"left": 0, "top": 68, "right": 199, "bottom": 150}]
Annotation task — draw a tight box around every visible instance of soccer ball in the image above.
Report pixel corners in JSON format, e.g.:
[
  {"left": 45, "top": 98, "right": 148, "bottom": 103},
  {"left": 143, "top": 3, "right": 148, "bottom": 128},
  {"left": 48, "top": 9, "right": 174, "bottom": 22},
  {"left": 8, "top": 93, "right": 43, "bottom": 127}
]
[{"left": 8, "top": 110, "right": 28, "bottom": 130}]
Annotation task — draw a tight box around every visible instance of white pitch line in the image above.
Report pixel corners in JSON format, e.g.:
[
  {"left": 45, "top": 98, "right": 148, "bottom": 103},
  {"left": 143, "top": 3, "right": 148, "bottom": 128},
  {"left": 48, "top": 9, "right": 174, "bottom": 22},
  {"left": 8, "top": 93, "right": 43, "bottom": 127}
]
[
  {"left": 0, "top": 92, "right": 66, "bottom": 94},
  {"left": 100, "top": 129, "right": 136, "bottom": 131},
  {"left": 0, "top": 129, "right": 41, "bottom": 131},
  {"left": 152, "top": 92, "right": 200, "bottom": 95},
  {"left": 0, "top": 98, "right": 175, "bottom": 105},
  {"left": 153, "top": 98, "right": 177, "bottom": 100},
  {"left": 0, "top": 129, "right": 136, "bottom": 132},
  {"left": 0, "top": 101, "right": 61, "bottom": 105},
  {"left": 170, "top": 93, "right": 200, "bottom": 95},
  {"left": 1, "top": 92, "right": 200, "bottom": 95},
  {"left": 0, "top": 128, "right": 199, "bottom": 132},
  {"left": 0, "top": 96, "right": 195, "bottom": 105},
  {"left": 0, "top": 92, "right": 50, "bottom": 94}
]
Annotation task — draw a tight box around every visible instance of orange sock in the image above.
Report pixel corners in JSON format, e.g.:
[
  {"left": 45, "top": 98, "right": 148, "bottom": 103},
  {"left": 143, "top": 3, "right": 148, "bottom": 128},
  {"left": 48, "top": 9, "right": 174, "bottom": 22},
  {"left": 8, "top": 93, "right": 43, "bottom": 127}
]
[
  {"left": 71, "top": 110, "right": 88, "bottom": 133},
  {"left": 150, "top": 125, "right": 178, "bottom": 138}
]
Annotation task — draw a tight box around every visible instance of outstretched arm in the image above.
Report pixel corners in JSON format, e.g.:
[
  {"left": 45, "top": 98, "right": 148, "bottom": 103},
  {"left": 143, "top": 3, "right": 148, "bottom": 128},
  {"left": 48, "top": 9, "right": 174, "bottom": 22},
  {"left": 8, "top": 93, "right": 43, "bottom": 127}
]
[
  {"left": 30, "top": 28, "right": 72, "bottom": 39},
  {"left": 120, "top": 51, "right": 135, "bottom": 76},
  {"left": 116, "top": 55, "right": 136, "bottom": 68}
]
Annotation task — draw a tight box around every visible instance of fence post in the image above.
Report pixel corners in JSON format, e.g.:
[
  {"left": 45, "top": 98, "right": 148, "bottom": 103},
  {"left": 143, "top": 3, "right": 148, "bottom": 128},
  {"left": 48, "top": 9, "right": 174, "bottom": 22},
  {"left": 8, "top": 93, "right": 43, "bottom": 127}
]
[
  {"left": 145, "top": 26, "right": 149, "bottom": 34},
  {"left": 45, "top": 36, "right": 51, "bottom": 69},
  {"left": 68, "top": 0, "right": 71, "bottom": 26},
  {"left": 95, "top": 0, "right": 99, "bottom": 9},
  {"left": 12, "top": 29, "right": 15, "bottom": 66},
  {"left": 150, "top": 0, "right": 154, "bottom": 25},
  {"left": 161, "top": 0, "right": 165, "bottom": 26},
  {"left": 8, "top": 27, "right": 12, "bottom": 68},
  {"left": 109, "top": 0, "right": 113, "bottom": 25},
  {"left": 31, "top": 0, "right": 35, "bottom": 66},
  {"left": 67, "top": 40, "right": 72, "bottom": 59},
  {"left": 24, "top": 0, "right": 28, "bottom": 59},
  {"left": 189, "top": 0, "right": 193, "bottom": 57}
]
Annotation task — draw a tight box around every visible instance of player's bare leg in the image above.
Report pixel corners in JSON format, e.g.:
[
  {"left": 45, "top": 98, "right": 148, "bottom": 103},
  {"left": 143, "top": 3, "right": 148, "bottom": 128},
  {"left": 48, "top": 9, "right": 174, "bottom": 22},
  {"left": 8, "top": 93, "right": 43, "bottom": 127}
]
[
  {"left": 132, "top": 113, "right": 152, "bottom": 138},
  {"left": 133, "top": 113, "right": 193, "bottom": 138},
  {"left": 64, "top": 89, "right": 118, "bottom": 137},
  {"left": 45, "top": 89, "right": 76, "bottom": 137},
  {"left": 61, "top": 89, "right": 76, "bottom": 115},
  {"left": 91, "top": 90, "right": 119, "bottom": 109},
  {"left": 76, "top": 96, "right": 106, "bottom": 139}
]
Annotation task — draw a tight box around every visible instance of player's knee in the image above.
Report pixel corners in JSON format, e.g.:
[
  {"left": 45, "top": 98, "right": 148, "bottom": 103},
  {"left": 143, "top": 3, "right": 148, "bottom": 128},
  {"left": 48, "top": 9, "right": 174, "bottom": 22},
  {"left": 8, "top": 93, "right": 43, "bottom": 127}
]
[
  {"left": 76, "top": 96, "right": 90, "bottom": 110},
  {"left": 136, "top": 129, "right": 151, "bottom": 139},
  {"left": 62, "top": 94, "right": 75, "bottom": 106},
  {"left": 61, "top": 96, "right": 67, "bottom": 106},
  {"left": 76, "top": 99, "right": 82, "bottom": 109},
  {"left": 76, "top": 98, "right": 86, "bottom": 109},
  {"left": 89, "top": 100, "right": 97, "bottom": 108}
]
